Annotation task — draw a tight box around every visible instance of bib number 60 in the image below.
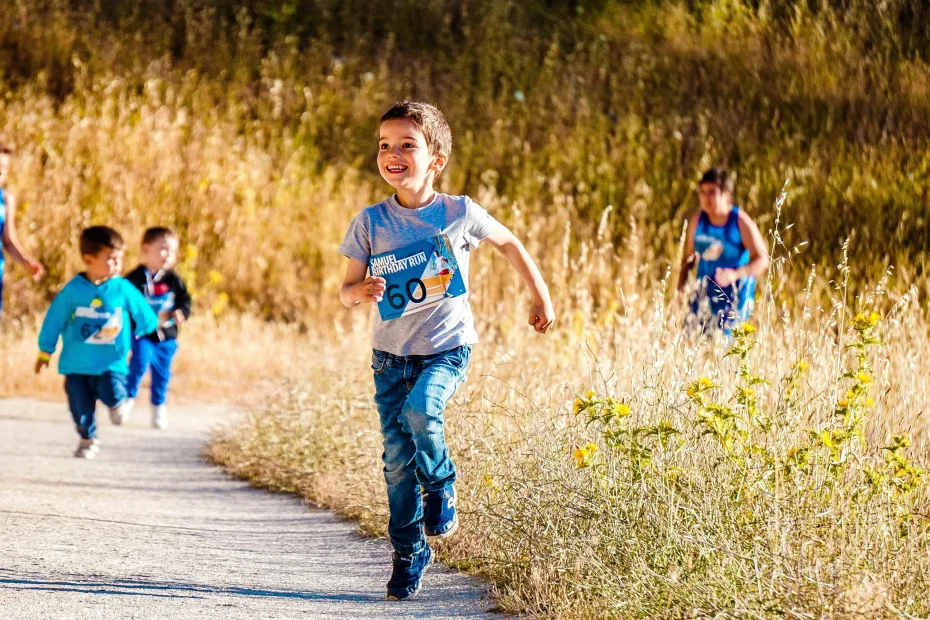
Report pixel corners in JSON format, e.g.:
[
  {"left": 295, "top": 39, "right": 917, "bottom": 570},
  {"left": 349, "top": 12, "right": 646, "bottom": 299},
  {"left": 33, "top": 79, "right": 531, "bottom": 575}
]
[{"left": 387, "top": 278, "right": 427, "bottom": 310}]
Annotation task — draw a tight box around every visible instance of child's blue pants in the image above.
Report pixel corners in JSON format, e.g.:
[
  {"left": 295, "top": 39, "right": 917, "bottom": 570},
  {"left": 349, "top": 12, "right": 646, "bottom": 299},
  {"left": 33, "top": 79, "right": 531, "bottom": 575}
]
[
  {"left": 127, "top": 337, "right": 179, "bottom": 406},
  {"left": 372, "top": 345, "right": 471, "bottom": 555},
  {"left": 65, "top": 372, "right": 128, "bottom": 439}
]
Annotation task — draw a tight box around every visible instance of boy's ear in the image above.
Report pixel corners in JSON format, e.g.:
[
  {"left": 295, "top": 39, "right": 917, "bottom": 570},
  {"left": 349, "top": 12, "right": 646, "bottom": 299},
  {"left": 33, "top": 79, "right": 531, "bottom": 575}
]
[{"left": 431, "top": 152, "right": 448, "bottom": 174}]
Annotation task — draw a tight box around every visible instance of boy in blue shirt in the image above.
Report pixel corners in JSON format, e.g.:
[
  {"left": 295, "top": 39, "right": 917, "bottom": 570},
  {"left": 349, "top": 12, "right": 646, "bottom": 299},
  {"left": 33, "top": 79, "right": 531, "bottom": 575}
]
[
  {"left": 124, "top": 227, "right": 192, "bottom": 430},
  {"left": 339, "top": 101, "right": 555, "bottom": 601},
  {"left": 35, "top": 226, "right": 159, "bottom": 458},
  {"left": 677, "top": 168, "right": 770, "bottom": 333}
]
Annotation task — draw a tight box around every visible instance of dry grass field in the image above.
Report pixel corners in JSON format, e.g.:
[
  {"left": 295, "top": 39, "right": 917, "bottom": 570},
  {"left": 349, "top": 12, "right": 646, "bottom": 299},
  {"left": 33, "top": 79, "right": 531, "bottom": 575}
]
[{"left": 2, "top": 1, "right": 930, "bottom": 616}]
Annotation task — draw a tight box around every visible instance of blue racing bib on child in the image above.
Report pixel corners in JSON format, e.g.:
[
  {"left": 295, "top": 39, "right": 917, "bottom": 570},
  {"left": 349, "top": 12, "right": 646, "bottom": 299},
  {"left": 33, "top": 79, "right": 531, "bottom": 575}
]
[
  {"left": 691, "top": 207, "right": 755, "bottom": 330},
  {"left": 369, "top": 234, "right": 467, "bottom": 321}
]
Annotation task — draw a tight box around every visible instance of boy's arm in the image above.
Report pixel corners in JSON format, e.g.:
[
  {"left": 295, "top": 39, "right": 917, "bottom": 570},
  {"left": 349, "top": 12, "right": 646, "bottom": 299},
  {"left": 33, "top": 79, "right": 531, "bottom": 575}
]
[
  {"left": 677, "top": 213, "right": 700, "bottom": 292},
  {"left": 715, "top": 211, "right": 771, "bottom": 288},
  {"left": 173, "top": 273, "right": 193, "bottom": 319},
  {"left": 36, "top": 288, "right": 72, "bottom": 373},
  {"left": 2, "top": 192, "right": 45, "bottom": 282},
  {"left": 125, "top": 283, "right": 160, "bottom": 337},
  {"left": 482, "top": 225, "right": 555, "bottom": 334},
  {"left": 339, "top": 258, "right": 385, "bottom": 308}
]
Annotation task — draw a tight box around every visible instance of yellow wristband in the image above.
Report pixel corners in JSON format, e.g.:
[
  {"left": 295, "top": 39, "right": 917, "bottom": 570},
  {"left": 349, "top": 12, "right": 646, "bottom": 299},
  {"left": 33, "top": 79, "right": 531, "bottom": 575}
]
[{"left": 37, "top": 352, "right": 51, "bottom": 362}]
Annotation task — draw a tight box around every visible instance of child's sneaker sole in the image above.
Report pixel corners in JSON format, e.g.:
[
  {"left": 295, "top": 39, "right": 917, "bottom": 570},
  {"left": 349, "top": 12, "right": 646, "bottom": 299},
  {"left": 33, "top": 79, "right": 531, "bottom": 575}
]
[{"left": 425, "top": 515, "right": 459, "bottom": 539}]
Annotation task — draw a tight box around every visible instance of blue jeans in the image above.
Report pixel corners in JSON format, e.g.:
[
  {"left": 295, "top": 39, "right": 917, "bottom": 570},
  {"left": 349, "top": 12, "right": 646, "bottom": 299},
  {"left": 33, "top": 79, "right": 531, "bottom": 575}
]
[
  {"left": 372, "top": 345, "right": 471, "bottom": 555},
  {"left": 127, "top": 337, "right": 179, "bottom": 406},
  {"left": 65, "top": 372, "right": 128, "bottom": 439}
]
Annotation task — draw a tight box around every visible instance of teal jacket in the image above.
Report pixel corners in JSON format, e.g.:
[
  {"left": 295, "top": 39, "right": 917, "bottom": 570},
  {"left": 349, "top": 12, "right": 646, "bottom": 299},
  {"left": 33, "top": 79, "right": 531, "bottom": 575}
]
[{"left": 38, "top": 274, "right": 159, "bottom": 375}]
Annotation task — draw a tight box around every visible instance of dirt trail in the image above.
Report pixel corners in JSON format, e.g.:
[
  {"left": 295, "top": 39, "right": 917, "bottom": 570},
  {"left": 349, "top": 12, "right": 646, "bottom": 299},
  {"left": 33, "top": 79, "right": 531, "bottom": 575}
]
[{"left": 0, "top": 397, "right": 492, "bottom": 619}]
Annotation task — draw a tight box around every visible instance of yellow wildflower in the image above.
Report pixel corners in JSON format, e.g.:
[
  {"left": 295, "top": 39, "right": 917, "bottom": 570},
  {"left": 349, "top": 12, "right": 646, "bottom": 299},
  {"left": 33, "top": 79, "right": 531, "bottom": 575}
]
[
  {"left": 866, "top": 398, "right": 874, "bottom": 408},
  {"left": 573, "top": 442, "right": 598, "bottom": 468},
  {"left": 797, "top": 361, "right": 809, "bottom": 372},
  {"left": 699, "top": 377, "right": 713, "bottom": 389},
  {"left": 853, "top": 311, "right": 881, "bottom": 329},
  {"left": 742, "top": 323, "right": 756, "bottom": 333},
  {"left": 585, "top": 390, "right": 596, "bottom": 399},
  {"left": 613, "top": 403, "right": 631, "bottom": 417},
  {"left": 572, "top": 398, "right": 583, "bottom": 415},
  {"left": 208, "top": 269, "right": 223, "bottom": 285},
  {"left": 686, "top": 386, "right": 697, "bottom": 399},
  {"left": 838, "top": 399, "right": 849, "bottom": 408},
  {"left": 185, "top": 245, "right": 199, "bottom": 260},
  {"left": 858, "top": 372, "right": 873, "bottom": 384},
  {"left": 741, "top": 388, "right": 755, "bottom": 398}
]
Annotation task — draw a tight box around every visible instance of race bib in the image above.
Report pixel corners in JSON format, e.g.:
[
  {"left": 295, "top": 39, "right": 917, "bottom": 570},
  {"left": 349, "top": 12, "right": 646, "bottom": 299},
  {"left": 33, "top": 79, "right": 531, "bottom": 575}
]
[
  {"left": 72, "top": 303, "right": 123, "bottom": 345},
  {"left": 369, "top": 234, "right": 466, "bottom": 321},
  {"left": 148, "top": 286, "right": 176, "bottom": 328}
]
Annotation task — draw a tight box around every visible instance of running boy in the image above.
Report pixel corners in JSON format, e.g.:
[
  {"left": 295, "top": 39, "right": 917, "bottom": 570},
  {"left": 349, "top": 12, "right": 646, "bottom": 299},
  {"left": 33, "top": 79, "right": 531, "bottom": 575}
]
[
  {"left": 0, "top": 145, "right": 46, "bottom": 313},
  {"left": 339, "top": 101, "right": 555, "bottom": 601},
  {"left": 677, "top": 168, "right": 769, "bottom": 333},
  {"left": 36, "top": 226, "right": 159, "bottom": 458},
  {"left": 124, "top": 227, "right": 192, "bottom": 429}
]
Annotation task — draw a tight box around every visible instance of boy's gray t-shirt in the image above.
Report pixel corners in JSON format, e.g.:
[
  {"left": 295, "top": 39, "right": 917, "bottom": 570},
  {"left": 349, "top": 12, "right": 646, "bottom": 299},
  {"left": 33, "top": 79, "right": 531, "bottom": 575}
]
[{"left": 339, "top": 193, "right": 502, "bottom": 356}]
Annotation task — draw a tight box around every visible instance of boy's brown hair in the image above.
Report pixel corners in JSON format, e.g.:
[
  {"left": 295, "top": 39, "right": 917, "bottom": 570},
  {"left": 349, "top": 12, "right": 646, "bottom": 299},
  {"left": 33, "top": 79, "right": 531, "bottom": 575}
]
[
  {"left": 141, "top": 226, "right": 176, "bottom": 245},
  {"left": 380, "top": 101, "right": 453, "bottom": 158},
  {"left": 80, "top": 226, "right": 124, "bottom": 256},
  {"left": 699, "top": 167, "right": 735, "bottom": 194}
]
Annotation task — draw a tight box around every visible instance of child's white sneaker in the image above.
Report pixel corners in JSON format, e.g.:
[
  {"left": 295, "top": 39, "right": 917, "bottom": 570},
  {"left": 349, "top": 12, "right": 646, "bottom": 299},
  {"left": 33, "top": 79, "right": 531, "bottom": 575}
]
[
  {"left": 152, "top": 404, "right": 168, "bottom": 430},
  {"left": 109, "top": 400, "right": 132, "bottom": 425},
  {"left": 74, "top": 438, "right": 101, "bottom": 459}
]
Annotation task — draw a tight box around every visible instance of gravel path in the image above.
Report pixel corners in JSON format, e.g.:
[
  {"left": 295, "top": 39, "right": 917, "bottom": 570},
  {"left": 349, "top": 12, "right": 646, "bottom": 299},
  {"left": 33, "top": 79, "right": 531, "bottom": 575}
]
[{"left": 0, "top": 397, "right": 492, "bottom": 619}]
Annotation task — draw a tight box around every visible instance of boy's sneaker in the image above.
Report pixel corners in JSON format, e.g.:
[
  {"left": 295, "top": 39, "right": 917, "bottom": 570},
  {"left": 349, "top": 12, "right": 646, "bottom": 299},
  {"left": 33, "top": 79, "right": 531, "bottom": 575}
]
[
  {"left": 152, "top": 404, "right": 168, "bottom": 430},
  {"left": 423, "top": 486, "right": 458, "bottom": 538},
  {"left": 386, "top": 546, "right": 433, "bottom": 601},
  {"left": 109, "top": 400, "right": 132, "bottom": 426},
  {"left": 74, "top": 438, "right": 101, "bottom": 459}
]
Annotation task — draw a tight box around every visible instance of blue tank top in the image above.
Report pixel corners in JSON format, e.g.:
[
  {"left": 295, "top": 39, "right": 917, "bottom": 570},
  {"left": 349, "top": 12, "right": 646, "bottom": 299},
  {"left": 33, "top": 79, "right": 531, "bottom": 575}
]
[{"left": 691, "top": 206, "right": 755, "bottom": 328}]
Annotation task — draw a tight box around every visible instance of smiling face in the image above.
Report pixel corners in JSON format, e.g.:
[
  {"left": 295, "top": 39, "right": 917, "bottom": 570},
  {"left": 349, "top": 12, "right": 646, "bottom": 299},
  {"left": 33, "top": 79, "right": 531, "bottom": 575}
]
[
  {"left": 83, "top": 247, "right": 124, "bottom": 282},
  {"left": 141, "top": 234, "right": 179, "bottom": 272},
  {"left": 377, "top": 119, "right": 446, "bottom": 195}
]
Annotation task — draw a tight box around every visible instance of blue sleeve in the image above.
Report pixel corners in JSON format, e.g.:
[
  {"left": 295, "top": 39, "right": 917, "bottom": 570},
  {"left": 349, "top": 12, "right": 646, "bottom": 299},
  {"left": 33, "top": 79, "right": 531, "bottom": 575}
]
[
  {"left": 38, "top": 286, "right": 74, "bottom": 354},
  {"left": 124, "top": 281, "right": 159, "bottom": 337}
]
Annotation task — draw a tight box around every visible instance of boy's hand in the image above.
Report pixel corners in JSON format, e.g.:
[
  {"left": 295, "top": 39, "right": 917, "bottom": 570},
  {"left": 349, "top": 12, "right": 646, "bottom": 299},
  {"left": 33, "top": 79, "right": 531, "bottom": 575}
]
[
  {"left": 35, "top": 354, "right": 50, "bottom": 375},
  {"left": 714, "top": 267, "right": 740, "bottom": 288},
  {"left": 172, "top": 309, "right": 186, "bottom": 325},
  {"left": 349, "top": 277, "right": 387, "bottom": 304},
  {"left": 528, "top": 298, "right": 556, "bottom": 334}
]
